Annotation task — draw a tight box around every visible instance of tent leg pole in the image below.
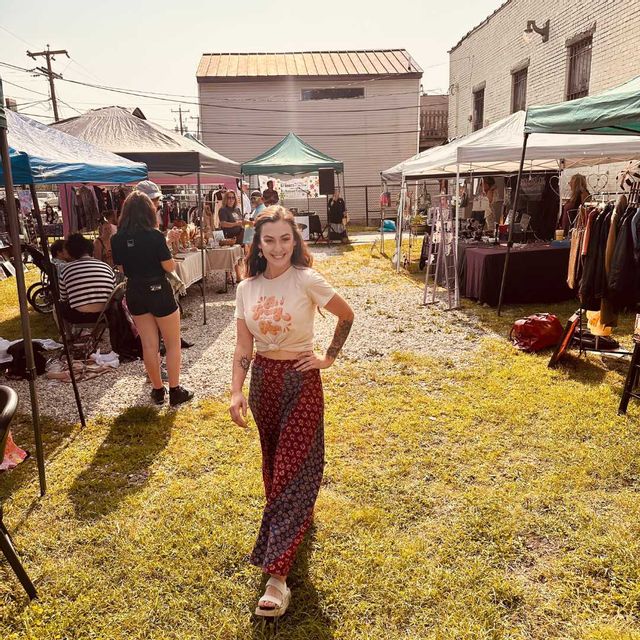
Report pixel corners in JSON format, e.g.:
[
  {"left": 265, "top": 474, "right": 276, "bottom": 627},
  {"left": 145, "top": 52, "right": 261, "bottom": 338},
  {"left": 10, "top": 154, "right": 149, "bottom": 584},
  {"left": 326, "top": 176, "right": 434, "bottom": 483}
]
[
  {"left": 379, "top": 175, "right": 385, "bottom": 255},
  {"left": 396, "top": 181, "right": 405, "bottom": 273},
  {"left": 454, "top": 165, "right": 460, "bottom": 308},
  {"left": 197, "top": 172, "right": 206, "bottom": 325},
  {"left": 557, "top": 159, "right": 565, "bottom": 225},
  {"left": 0, "top": 129, "right": 46, "bottom": 497},
  {"left": 29, "top": 185, "right": 86, "bottom": 430},
  {"left": 497, "top": 133, "right": 529, "bottom": 316}
]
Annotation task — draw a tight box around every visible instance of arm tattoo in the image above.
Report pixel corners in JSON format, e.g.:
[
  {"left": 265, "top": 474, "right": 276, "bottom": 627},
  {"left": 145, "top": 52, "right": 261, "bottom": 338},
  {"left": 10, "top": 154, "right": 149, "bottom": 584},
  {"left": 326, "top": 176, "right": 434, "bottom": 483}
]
[
  {"left": 326, "top": 318, "right": 353, "bottom": 360},
  {"left": 239, "top": 354, "right": 252, "bottom": 372}
]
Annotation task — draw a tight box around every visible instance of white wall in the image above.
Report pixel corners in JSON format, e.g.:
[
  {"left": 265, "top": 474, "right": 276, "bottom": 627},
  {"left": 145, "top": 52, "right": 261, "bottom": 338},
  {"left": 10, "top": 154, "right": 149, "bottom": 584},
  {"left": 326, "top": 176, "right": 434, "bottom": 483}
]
[
  {"left": 449, "top": 0, "right": 640, "bottom": 137},
  {"left": 198, "top": 76, "right": 421, "bottom": 224}
]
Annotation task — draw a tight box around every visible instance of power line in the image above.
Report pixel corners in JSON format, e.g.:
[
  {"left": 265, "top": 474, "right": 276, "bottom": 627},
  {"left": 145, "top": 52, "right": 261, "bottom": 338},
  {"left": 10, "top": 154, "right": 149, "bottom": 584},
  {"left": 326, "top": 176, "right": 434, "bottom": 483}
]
[
  {"left": 0, "top": 23, "right": 36, "bottom": 48},
  {"left": 0, "top": 61, "right": 423, "bottom": 115},
  {"left": 1, "top": 78, "right": 50, "bottom": 96}
]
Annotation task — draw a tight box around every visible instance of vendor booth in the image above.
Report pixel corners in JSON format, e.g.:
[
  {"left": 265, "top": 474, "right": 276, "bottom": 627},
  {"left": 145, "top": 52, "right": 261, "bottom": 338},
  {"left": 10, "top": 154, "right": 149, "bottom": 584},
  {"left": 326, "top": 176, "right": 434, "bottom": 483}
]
[
  {"left": 53, "top": 107, "right": 242, "bottom": 324},
  {"left": 0, "top": 94, "right": 148, "bottom": 498},
  {"left": 387, "top": 109, "right": 640, "bottom": 308},
  {"left": 512, "top": 75, "right": 640, "bottom": 412},
  {"left": 241, "top": 133, "right": 344, "bottom": 241}
]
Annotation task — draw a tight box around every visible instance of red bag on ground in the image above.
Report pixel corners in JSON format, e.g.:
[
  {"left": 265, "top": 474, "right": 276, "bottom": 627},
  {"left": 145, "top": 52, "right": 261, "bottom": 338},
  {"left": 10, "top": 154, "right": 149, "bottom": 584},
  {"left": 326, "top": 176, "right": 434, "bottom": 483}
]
[{"left": 509, "top": 313, "right": 563, "bottom": 352}]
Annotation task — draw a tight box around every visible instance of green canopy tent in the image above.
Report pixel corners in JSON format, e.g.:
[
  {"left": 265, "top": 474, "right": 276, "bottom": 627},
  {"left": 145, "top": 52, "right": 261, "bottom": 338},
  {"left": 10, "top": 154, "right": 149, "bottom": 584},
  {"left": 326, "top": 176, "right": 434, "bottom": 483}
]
[
  {"left": 241, "top": 132, "right": 343, "bottom": 176},
  {"left": 525, "top": 75, "right": 640, "bottom": 135},
  {"left": 497, "top": 76, "right": 640, "bottom": 314},
  {"left": 241, "top": 133, "right": 344, "bottom": 238}
]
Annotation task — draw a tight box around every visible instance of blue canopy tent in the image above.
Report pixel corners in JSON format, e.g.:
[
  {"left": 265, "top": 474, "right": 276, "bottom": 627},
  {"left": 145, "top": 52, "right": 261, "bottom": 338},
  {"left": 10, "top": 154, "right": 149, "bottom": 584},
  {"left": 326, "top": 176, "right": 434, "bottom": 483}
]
[
  {"left": 0, "top": 80, "right": 148, "bottom": 499},
  {"left": 1, "top": 108, "right": 147, "bottom": 184}
]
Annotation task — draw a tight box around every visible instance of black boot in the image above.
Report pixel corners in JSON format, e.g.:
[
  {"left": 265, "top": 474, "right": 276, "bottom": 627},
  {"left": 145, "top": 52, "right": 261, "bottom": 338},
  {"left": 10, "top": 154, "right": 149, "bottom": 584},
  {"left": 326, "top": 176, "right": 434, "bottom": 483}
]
[
  {"left": 169, "top": 385, "right": 194, "bottom": 407},
  {"left": 151, "top": 387, "right": 166, "bottom": 405}
]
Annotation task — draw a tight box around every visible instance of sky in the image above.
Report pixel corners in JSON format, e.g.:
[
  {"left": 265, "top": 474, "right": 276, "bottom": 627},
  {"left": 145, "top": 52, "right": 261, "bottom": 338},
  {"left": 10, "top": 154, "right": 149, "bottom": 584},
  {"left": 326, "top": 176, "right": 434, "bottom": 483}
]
[{"left": 0, "top": 0, "right": 501, "bottom": 131}]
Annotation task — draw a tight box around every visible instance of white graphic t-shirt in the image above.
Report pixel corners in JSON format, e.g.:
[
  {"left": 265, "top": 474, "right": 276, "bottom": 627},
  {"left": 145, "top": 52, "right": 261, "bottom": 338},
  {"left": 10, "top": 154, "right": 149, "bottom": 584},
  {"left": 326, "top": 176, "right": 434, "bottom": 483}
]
[{"left": 235, "top": 266, "right": 335, "bottom": 353}]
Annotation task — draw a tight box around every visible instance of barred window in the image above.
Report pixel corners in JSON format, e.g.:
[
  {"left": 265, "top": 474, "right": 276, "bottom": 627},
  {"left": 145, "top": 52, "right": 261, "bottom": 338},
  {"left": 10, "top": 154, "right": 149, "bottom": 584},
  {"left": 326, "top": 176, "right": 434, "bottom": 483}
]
[
  {"left": 567, "top": 36, "right": 592, "bottom": 101},
  {"left": 473, "top": 87, "right": 485, "bottom": 131},
  {"left": 511, "top": 67, "right": 528, "bottom": 113}
]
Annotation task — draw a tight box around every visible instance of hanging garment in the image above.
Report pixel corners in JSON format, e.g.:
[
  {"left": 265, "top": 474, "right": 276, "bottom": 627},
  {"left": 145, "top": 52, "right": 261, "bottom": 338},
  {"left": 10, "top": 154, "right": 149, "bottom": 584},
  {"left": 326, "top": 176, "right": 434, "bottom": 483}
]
[
  {"left": 78, "top": 185, "right": 100, "bottom": 231},
  {"left": 600, "top": 198, "right": 628, "bottom": 327},
  {"left": 579, "top": 206, "right": 611, "bottom": 310},
  {"left": 608, "top": 207, "right": 639, "bottom": 310},
  {"left": 567, "top": 206, "right": 587, "bottom": 290}
]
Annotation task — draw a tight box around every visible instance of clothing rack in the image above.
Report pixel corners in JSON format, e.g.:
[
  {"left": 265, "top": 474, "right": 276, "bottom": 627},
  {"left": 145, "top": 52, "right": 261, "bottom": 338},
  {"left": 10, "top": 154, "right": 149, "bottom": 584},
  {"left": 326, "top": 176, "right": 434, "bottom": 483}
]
[{"left": 561, "top": 182, "right": 640, "bottom": 363}]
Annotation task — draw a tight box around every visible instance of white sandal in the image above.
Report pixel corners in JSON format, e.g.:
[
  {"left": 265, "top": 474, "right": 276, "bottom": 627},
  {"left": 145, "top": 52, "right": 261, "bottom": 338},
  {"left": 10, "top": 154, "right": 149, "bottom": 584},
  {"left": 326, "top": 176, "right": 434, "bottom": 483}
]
[{"left": 255, "top": 576, "right": 291, "bottom": 618}]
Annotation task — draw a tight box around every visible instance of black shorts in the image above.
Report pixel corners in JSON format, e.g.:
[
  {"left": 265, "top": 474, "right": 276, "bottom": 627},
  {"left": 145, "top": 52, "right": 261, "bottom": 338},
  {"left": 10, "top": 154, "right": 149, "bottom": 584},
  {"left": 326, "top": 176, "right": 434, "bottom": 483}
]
[{"left": 126, "top": 276, "right": 178, "bottom": 318}]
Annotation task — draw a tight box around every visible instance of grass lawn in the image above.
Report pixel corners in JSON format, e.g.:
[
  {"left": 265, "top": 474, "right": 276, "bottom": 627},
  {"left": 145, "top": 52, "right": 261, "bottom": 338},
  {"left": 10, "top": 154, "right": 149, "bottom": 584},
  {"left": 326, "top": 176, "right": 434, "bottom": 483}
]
[{"left": 1, "top": 244, "right": 640, "bottom": 639}]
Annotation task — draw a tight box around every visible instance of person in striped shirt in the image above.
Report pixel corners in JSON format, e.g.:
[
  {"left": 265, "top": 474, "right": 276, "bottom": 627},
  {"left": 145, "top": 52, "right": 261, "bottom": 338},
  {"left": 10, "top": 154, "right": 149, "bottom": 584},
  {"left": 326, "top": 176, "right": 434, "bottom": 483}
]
[{"left": 58, "top": 233, "right": 116, "bottom": 324}]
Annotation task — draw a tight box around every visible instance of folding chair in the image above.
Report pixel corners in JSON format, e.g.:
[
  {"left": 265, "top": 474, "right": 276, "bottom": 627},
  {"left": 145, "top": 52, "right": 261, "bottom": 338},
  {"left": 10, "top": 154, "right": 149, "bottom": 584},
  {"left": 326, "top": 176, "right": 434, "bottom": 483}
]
[
  {"left": 0, "top": 386, "right": 38, "bottom": 600},
  {"left": 63, "top": 282, "right": 126, "bottom": 360}
]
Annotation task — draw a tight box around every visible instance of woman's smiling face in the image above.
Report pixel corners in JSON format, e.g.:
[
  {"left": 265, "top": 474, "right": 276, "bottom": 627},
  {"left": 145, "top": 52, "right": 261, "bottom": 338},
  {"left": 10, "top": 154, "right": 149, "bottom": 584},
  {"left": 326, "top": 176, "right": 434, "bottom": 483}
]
[{"left": 258, "top": 219, "right": 295, "bottom": 269}]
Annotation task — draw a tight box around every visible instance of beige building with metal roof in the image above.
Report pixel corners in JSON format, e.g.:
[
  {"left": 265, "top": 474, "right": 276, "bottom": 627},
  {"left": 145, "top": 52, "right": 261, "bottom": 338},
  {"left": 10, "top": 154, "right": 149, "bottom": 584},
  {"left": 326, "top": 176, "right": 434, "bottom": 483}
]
[{"left": 196, "top": 50, "right": 422, "bottom": 225}]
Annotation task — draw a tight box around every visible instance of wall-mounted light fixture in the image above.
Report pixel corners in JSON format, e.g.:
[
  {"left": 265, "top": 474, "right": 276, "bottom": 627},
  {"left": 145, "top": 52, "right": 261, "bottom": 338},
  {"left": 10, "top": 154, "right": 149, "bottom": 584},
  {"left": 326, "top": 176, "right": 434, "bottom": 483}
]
[{"left": 523, "top": 19, "right": 550, "bottom": 44}]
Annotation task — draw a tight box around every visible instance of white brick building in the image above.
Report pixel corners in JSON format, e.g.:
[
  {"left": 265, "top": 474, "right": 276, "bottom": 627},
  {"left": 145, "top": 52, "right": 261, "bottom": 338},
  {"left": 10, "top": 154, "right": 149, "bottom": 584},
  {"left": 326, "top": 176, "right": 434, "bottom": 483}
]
[{"left": 448, "top": 0, "right": 640, "bottom": 138}]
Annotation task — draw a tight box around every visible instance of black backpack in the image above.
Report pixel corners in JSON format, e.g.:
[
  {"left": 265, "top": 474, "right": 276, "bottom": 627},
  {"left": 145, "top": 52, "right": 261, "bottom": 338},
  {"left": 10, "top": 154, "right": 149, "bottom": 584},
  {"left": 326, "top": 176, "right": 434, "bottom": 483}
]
[{"left": 7, "top": 341, "right": 47, "bottom": 379}]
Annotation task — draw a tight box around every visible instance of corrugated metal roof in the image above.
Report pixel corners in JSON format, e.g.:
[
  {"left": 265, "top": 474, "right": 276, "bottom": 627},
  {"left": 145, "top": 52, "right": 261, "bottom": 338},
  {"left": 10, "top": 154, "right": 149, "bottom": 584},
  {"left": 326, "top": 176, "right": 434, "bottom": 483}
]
[{"left": 196, "top": 50, "right": 422, "bottom": 79}]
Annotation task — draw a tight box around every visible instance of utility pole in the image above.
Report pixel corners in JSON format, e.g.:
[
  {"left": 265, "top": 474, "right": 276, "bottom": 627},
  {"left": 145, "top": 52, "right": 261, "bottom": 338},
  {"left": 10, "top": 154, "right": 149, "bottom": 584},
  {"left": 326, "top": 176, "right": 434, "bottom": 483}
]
[
  {"left": 172, "top": 105, "right": 189, "bottom": 135},
  {"left": 190, "top": 115, "right": 201, "bottom": 140},
  {"left": 26, "top": 45, "right": 69, "bottom": 122}
]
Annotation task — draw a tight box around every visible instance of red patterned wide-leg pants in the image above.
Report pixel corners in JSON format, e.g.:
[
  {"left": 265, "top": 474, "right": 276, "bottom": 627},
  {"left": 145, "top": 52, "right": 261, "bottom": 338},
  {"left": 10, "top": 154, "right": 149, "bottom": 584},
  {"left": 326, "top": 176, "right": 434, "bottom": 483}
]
[{"left": 248, "top": 354, "right": 325, "bottom": 576}]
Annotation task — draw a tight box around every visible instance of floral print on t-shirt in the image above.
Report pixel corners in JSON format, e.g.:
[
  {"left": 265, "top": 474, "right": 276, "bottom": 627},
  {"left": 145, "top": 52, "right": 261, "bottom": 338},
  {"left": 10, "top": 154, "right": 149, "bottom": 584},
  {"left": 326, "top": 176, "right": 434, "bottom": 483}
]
[{"left": 252, "top": 295, "right": 292, "bottom": 337}]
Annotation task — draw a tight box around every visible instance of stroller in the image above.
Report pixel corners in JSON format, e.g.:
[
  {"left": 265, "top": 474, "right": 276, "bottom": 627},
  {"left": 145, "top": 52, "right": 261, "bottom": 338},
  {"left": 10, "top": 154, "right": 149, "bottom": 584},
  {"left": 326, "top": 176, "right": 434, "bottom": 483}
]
[{"left": 22, "top": 244, "right": 55, "bottom": 314}]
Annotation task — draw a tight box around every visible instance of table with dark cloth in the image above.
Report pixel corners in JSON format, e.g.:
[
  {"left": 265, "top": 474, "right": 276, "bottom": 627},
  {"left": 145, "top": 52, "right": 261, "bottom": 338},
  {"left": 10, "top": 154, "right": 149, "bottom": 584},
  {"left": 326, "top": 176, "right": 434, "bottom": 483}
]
[{"left": 464, "top": 243, "right": 573, "bottom": 306}]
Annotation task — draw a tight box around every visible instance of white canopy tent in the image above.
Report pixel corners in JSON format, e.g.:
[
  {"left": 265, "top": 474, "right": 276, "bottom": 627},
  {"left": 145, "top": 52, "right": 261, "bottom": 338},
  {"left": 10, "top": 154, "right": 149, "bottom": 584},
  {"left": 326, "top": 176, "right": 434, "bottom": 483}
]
[
  {"left": 391, "top": 111, "right": 640, "bottom": 303},
  {"left": 400, "top": 111, "right": 640, "bottom": 179}
]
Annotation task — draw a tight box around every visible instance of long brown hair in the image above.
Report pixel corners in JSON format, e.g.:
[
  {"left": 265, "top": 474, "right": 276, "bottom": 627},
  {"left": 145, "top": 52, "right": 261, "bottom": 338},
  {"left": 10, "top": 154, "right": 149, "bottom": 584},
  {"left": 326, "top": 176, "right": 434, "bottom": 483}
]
[
  {"left": 118, "top": 191, "right": 157, "bottom": 233},
  {"left": 245, "top": 205, "right": 312, "bottom": 277}
]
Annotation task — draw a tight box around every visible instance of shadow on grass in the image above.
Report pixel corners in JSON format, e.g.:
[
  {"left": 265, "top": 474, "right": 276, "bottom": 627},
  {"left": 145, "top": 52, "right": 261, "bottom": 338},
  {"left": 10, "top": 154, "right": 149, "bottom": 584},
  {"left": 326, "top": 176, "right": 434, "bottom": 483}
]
[
  {"left": 252, "top": 524, "right": 334, "bottom": 639},
  {"left": 68, "top": 406, "right": 175, "bottom": 521},
  {"left": 0, "top": 412, "right": 76, "bottom": 504}
]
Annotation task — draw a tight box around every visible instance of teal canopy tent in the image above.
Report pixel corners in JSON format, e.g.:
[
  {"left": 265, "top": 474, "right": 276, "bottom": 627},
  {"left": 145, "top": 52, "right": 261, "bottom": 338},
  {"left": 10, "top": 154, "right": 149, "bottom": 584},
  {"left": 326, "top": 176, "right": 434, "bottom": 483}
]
[
  {"left": 241, "top": 132, "right": 343, "bottom": 175},
  {"left": 525, "top": 75, "right": 640, "bottom": 135}
]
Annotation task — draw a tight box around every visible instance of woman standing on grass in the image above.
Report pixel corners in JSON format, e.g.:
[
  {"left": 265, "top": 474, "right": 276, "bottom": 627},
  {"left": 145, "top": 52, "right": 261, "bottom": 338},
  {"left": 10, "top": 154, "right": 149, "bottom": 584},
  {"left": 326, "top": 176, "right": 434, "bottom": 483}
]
[{"left": 229, "top": 205, "right": 354, "bottom": 619}]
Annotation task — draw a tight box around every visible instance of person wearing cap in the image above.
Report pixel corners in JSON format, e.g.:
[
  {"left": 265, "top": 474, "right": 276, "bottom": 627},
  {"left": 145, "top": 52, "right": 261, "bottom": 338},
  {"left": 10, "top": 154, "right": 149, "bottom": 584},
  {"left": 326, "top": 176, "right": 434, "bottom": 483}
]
[{"left": 136, "top": 180, "right": 164, "bottom": 229}]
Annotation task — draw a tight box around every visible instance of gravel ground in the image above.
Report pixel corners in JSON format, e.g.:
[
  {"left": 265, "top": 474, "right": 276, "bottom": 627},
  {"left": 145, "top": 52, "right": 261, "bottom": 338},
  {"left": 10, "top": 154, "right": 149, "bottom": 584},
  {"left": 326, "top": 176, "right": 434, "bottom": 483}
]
[{"left": 6, "top": 245, "right": 486, "bottom": 422}]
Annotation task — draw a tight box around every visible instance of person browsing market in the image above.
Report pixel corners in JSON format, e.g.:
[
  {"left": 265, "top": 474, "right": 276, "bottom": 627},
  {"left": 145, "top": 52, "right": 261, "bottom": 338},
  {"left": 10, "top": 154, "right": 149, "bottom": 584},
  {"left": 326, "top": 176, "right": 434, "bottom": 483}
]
[{"left": 111, "top": 191, "right": 193, "bottom": 407}]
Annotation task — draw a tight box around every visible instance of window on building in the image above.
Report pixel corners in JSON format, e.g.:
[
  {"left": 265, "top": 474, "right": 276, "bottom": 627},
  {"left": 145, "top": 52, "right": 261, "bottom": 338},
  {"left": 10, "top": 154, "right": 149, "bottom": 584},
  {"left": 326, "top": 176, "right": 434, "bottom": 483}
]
[
  {"left": 301, "top": 88, "right": 365, "bottom": 101},
  {"left": 567, "top": 36, "right": 592, "bottom": 101},
  {"left": 511, "top": 67, "right": 528, "bottom": 113},
  {"left": 473, "top": 87, "right": 485, "bottom": 131}
]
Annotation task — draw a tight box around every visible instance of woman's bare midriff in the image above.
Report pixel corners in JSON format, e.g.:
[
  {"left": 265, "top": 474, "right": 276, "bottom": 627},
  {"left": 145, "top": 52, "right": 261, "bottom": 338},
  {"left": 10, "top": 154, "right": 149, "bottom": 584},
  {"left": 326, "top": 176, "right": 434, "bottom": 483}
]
[{"left": 257, "top": 349, "right": 304, "bottom": 360}]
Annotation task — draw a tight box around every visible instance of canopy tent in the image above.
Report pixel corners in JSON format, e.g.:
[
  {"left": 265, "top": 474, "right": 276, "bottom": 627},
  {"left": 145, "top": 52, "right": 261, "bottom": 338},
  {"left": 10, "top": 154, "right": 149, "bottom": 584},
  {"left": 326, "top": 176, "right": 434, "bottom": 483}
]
[
  {"left": 241, "top": 132, "right": 343, "bottom": 176},
  {"left": 399, "top": 111, "right": 640, "bottom": 179},
  {"left": 0, "top": 109, "right": 147, "bottom": 185},
  {"left": 52, "top": 106, "right": 240, "bottom": 176},
  {"left": 496, "top": 76, "right": 640, "bottom": 314},
  {"left": 0, "top": 84, "right": 153, "bottom": 497},
  {"left": 381, "top": 150, "right": 424, "bottom": 182},
  {"left": 53, "top": 107, "right": 241, "bottom": 326},
  {"left": 525, "top": 75, "right": 640, "bottom": 135}
]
